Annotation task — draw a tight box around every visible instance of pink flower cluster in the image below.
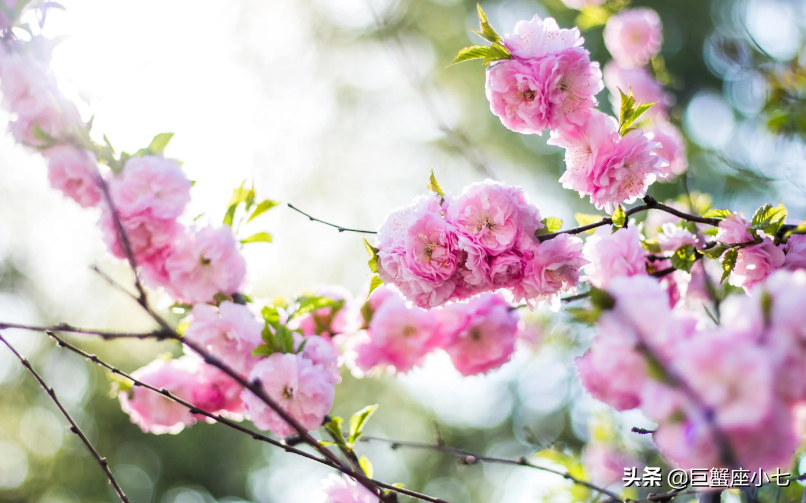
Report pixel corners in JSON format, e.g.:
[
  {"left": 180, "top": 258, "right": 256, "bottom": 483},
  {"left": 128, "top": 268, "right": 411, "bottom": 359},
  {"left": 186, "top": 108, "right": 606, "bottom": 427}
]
[
  {"left": 717, "top": 213, "right": 785, "bottom": 290},
  {"left": 354, "top": 286, "right": 520, "bottom": 376},
  {"left": 485, "top": 15, "right": 603, "bottom": 134},
  {"left": 577, "top": 272, "right": 806, "bottom": 471},
  {"left": 121, "top": 300, "right": 341, "bottom": 437},
  {"left": 550, "top": 111, "right": 664, "bottom": 211},
  {"left": 375, "top": 180, "right": 585, "bottom": 309},
  {"left": 319, "top": 475, "right": 379, "bottom": 503}
]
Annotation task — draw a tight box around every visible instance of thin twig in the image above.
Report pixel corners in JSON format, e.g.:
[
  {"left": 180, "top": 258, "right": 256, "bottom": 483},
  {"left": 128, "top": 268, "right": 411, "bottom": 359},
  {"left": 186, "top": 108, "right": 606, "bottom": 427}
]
[
  {"left": 287, "top": 203, "right": 377, "bottom": 234},
  {"left": 0, "top": 333, "right": 130, "bottom": 503},
  {"left": 44, "top": 331, "right": 449, "bottom": 503},
  {"left": 537, "top": 196, "right": 722, "bottom": 242},
  {"left": 361, "top": 436, "right": 623, "bottom": 502}
]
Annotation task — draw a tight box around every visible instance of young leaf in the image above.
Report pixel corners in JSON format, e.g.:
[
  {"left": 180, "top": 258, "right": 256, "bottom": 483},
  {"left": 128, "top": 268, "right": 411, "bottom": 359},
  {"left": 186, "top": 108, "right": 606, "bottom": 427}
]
[
  {"left": 483, "top": 41, "right": 512, "bottom": 66},
  {"left": 148, "top": 132, "right": 174, "bottom": 153},
  {"left": 670, "top": 245, "right": 697, "bottom": 273},
  {"left": 240, "top": 232, "right": 273, "bottom": 244},
  {"left": 363, "top": 237, "right": 380, "bottom": 273},
  {"left": 702, "top": 227, "right": 719, "bottom": 236},
  {"left": 588, "top": 288, "right": 615, "bottom": 311},
  {"left": 294, "top": 296, "right": 341, "bottom": 319},
  {"left": 251, "top": 345, "right": 273, "bottom": 357},
  {"left": 449, "top": 45, "right": 489, "bottom": 66},
  {"left": 427, "top": 170, "right": 445, "bottom": 198},
  {"left": 535, "top": 217, "right": 563, "bottom": 235},
  {"left": 247, "top": 199, "right": 280, "bottom": 222},
  {"left": 785, "top": 219, "right": 806, "bottom": 238},
  {"left": 567, "top": 307, "right": 602, "bottom": 324},
  {"left": 702, "top": 244, "right": 729, "bottom": 259},
  {"left": 262, "top": 306, "right": 281, "bottom": 328},
  {"left": 702, "top": 208, "right": 732, "bottom": 219},
  {"left": 621, "top": 102, "right": 656, "bottom": 132},
  {"left": 368, "top": 274, "right": 383, "bottom": 298},
  {"left": 348, "top": 404, "right": 378, "bottom": 446},
  {"left": 750, "top": 203, "right": 786, "bottom": 235},
  {"left": 617, "top": 88, "right": 636, "bottom": 131},
  {"left": 611, "top": 205, "right": 626, "bottom": 229},
  {"left": 475, "top": 4, "right": 502, "bottom": 44},
  {"left": 640, "top": 239, "right": 662, "bottom": 254},
  {"left": 721, "top": 248, "right": 738, "bottom": 283},
  {"left": 358, "top": 456, "right": 374, "bottom": 479},
  {"left": 324, "top": 417, "right": 349, "bottom": 449}
]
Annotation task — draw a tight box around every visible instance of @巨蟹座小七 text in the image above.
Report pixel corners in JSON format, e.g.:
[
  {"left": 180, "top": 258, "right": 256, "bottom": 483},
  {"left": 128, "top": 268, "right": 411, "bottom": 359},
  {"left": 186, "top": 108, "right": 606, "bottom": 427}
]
[{"left": 623, "top": 467, "right": 794, "bottom": 489}]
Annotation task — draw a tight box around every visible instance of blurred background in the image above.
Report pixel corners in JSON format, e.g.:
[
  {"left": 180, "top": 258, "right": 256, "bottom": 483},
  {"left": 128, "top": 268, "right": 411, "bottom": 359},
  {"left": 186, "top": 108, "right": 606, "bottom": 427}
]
[{"left": 1, "top": 0, "right": 806, "bottom": 501}]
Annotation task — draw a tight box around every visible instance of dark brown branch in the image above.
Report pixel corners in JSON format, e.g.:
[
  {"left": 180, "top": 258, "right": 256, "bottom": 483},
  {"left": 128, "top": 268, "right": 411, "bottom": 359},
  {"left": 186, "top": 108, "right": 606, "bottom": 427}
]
[
  {"left": 361, "top": 436, "right": 623, "bottom": 503},
  {"left": 0, "top": 333, "right": 130, "bottom": 503},
  {"left": 537, "top": 196, "right": 722, "bottom": 242},
  {"left": 45, "top": 331, "right": 448, "bottom": 503},
  {"left": 287, "top": 203, "right": 377, "bottom": 234}
]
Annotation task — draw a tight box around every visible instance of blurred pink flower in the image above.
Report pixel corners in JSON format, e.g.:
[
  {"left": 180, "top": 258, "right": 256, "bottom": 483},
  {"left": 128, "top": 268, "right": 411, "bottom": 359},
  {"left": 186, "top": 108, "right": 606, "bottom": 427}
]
[
  {"left": 502, "top": 14, "right": 582, "bottom": 60},
  {"left": 648, "top": 121, "right": 687, "bottom": 179},
  {"left": 242, "top": 352, "right": 335, "bottom": 436},
  {"left": 45, "top": 145, "right": 100, "bottom": 208},
  {"left": 184, "top": 301, "right": 263, "bottom": 374},
  {"left": 577, "top": 337, "right": 646, "bottom": 410},
  {"left": 716, "top": 213, "right": 753, "bottom": 244},
  {"left": 192, "top": 363, "right": 246, "bottom": 418},
  {"left": 165, "top": 226, "right": 246, "bottom": 304},
  {"left": 729, "top": 238, "right": 785, "bottom": 290},
  {"left": 582, "top": 226, "right": 647, "bottom": 288},
  {"left": 603, "top": 62, "right": 668, "bottom": 120},
  {"left": 603, "top": 8, "right": 663, "bottom": 68},
  {"left": 783, "top": 234, "right": 806, "bottom": 271},
  {"left": 657, "top": 223, "right": 698, "bottom": 253},
  {"left": 110, "top": 156, "right": 191, "bottom": 220},
  {"left": 515, "top": 234, "right": 586, "bottom": 307},
  {"left": 320, "top": 475, "right": 379, "bottom": 503}
]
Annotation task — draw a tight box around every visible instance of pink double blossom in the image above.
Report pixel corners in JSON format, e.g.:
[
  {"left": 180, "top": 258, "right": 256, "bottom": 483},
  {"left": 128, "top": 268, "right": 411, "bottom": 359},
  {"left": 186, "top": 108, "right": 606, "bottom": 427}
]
[
  {"left": 502, "top": 14, "right": 582, "bottom": 60},
  {"left": 729, "top": 238, "right": 785, "bottom": 290},
  {"left": 294, "top": 285, "right": 353, "bottom": 338},
  {"left": 549, "top": 110, "right": 663, "bottom": 211},
  {"left": 603, "top": 8, "right": 663, "bottom": 68},
  {"left": 183, "top": 301, "right": 263, "bottom": 374},
  {"left": 514, "top": 234, "right": 587, "bottom": 308},
  {"left": 44, "top": 145, "right": 101, "bottom": 208},
  {"left": 582, "top": 226, "right": 647, "bottom": 288},
  {"left": 783, "top": 234, "right": 806, "bottom": 271},
  {"left": 647, "top": 121, "right": 687, "bottom": 179},
  {"left": 319, "top": 475, "right": 379, "bottom": 503},
  {"left": 242, "top": 352, "right": 335, "bottom": 436}
]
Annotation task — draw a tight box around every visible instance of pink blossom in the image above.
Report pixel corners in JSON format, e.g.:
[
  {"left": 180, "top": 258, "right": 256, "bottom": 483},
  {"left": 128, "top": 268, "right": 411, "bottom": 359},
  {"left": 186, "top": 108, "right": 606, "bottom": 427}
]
[
  {"left": 451, "top": 236, "right": 492, "bottom": 300},
  {"left": 489, "top": 252, "right": 525, "bottom": 289},
  {"left": 119, "top": 356, "right": 199, "bottom": 434},
  {"left": 728, "top": 238, "right": 785, "bottom": 290},
  {"left": 184, "top": 302, "right": 263, "bottom": 374},
  {"left": 648, "top": 121, "right": 687, "bottom": 178},
  {"left": 783, "top": 234, "right": 806, "bottom": 271},
  {"left": 241, "top": 352, "right": 335, "bottom": 436},
  {"left": 165, "top": 226, "right": 246, "bottom": 304},
  {"left": 447, "top": 180, "right": 541, "bottom": 255},
  {"left": 294, "top": 333, "right": 341, "bottom": 384},
  {"left": 657, "top": 223, "right": 698, "bottom": 253},
  {"left": 716, "top": 213, "right": 752, "bottom": 244},
  {"left": 439, "top": 293, "right": 519, "bottom": 376},
  {"left": 485, "top": 49, "right": 602, "bottom": 134},
  {"left": 603, "top": 8, "right": 663, "bottom": 68},
  {"left": 99, "top": 206, "right": 182, "bottom": 262},
  {"left": 603, "top": 63, "right": 668, "bottom": 120},
  {"left": 191, "top": 363, "right": 245, "bottom": 418},
  {"left": 319, "top": 475, "right": 379, "bottom": 503},
  {"left": 405, "top": 210, "right": 458, "bottom": 283},
  {"left": 0, "top": 49, "right": 82, "bottom": 145},
  {"left": 577, "top": 338, "right": 646, "bottom": 410},
  {"left": 582, "top": 226, "right": 647, "bottom": 288},
  {"left": 355, "top": 293, "right": 439, "bottom": 373},
  {"left": 502, "top": 14, "right": 582, "bottom": 60},
  {"left": 558, "top": 0, "right": 604, "bottom": 9},
  {"left": 674, "top": 333, "right": 773, "bottom": 429},
  {"left": 728, "top": 402, "right": 801, "bottom": 472},
  {"left": 295, "top": 285, "right": 353, "bottom": 338},
  {"left": 44, "top": 145, "right": 100, "bottom": 208},
  {"left": 514, "top": 234, "right": 586, "bottom": 307},
  {"left": 550, "top": 110, "right": 663, "bottom": 211},
  {"left": 651, "top": 413, "right": 721, "bottom": 470},
  {"left": 110, "top": 156, "right": 191, "bottom": 220},
  {"left": 581, "top": 444, "right": 640, "bottom": 486}
]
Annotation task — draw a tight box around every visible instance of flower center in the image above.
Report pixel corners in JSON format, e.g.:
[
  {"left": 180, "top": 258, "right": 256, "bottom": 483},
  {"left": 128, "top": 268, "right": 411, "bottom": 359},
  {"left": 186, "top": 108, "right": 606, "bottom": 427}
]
[
  {"left": 470, "top": 328, "right": 482, "bottom": 341},
  {"left": 200, "top": 256, "right": 212, "bottom": 266},
  {"left": 402, "top": 325, "right": 417, "bottom": 337},
  {"left": 283, "top": 386, "right": 294, "bottom": 399},
  {"left": 522, "top": 89, "right": 536, "bottom": 101}
]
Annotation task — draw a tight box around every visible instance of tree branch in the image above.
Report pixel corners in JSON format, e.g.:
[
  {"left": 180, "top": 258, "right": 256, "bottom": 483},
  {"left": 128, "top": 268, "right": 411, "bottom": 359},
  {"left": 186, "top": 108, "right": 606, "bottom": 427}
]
[
  {"left": 44, "top": 331, "right": 449, "bottom": 503},
  {"left": 361, "top": 436, "right": 624, "bottom": 503},
  {"left": 0, "top": 333, "right": 130, "bottom": 503},
  {"left": 287, "top": 203, "right": 377, "bottom": 234}
]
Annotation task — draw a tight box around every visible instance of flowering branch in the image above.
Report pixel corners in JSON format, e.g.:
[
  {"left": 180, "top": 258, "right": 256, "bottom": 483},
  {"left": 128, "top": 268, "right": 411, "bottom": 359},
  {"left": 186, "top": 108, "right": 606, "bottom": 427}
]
[
  {"left": 0, "top": 333, "right": 130, "bottom": 503},
  {"left": 42, "top": 331, "right": 449, "bottom": 503},
  {"left": 360, "top": 435, "right": 624, "bottom": 502},
  {"left": 287, "top": 203, "right": 377, "bottom": 234}
]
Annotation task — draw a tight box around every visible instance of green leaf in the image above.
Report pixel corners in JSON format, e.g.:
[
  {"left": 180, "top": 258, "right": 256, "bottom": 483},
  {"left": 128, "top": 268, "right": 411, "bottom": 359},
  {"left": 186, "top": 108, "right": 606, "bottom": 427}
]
[
  {"left": 567, "top": 307, "right": 602, "bottom": 324},
  {"left": 324, "top": 417, "right": 349, "bottom": 449},
  {"left": 363, "top": 237, "right": 380, "bottom": 273},
  {"left": 427, "top": 169, "right": 445, "bottom": 198},
  {"left": 611, "top": 205, "right": 626, "bottom": 229},
  {"left": 224, "top": 183, "right": 257, "bottom": 226},
  {"left": 618, "top": 88, "right": 636, "bottom": 132},
  {"left": 588, "top": 288, "right": 615, "bottom": 311},
  {"left": 721, "top": 248, "right": 739, "bottom": 283},
  {"left": 702, "top": 227, "right": 719, "bottom": 236},
  {"left": 295, "top": 337, "right": 309, "bottom": 355},
  {"left": 670, "top": 244, "right": 697, "bottom": 273},
  {"left": 702, "top": 208, "right": 731, "bottom": 219},
  {"left": 358, "top": 456, "right": 374, "bottom": 479},
  {"left": 240, "top": 232, "right": 273, "bottom": 244},
  {"left": 360, "top": 301, "right": 373, "bottom": 327},
  {"left": 294, "top": 296, "right": 342, "bottom": 319},
  {"left": 368, "top": 274, "right": 383, "bottom": 298},
  {"left": 750, "top": 203, "right": 786, "bottom": 235},
  {"left": 148, "top": 132, "right": 174, "bottom": 153},
  {"left": 621, "top": 102, "right": 656, "bottom": 132},
  {"left": 107, "top": 371, "right": 133, "bottom": 395},
  {"left": 262, "top": 306, "right": 281, "bottom": 328},
  {"left": 449, "top": 45, "right": 489, "bottom": 66},
  {"left": 483, "top": 41, "right": 512, "bottom": 66},
  {"left": 785, "top": 220, "right": 806, "bottom": 238},
  {"left": 251, "top": 345, "right": 274, "bottom": 357},
  {"left": 32, "top": 122, "right": 55, "bottom": 144},
  {"left": 574, "top": 213, "right": 605, "bottom": 233},
  {"left": 574, "top": 5, "right": 611, "bottom": 31},
  {"left": 247, "top": 199, "right": 280, "bottom": 222},
  {"left": 348, "top": 404, "right": 378, "bottom": 446},
  {"left": 535, "top": 217, "right": 563, "bottom": 236},
  {"left": 702, "top": 244, "right": 729, "bottom": 259},
  {"left": 640, "top": 239, "right": 662, "bottom": 254},
  {"left": 475, "top": 4, "right": 502, "bottom": 43}
]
